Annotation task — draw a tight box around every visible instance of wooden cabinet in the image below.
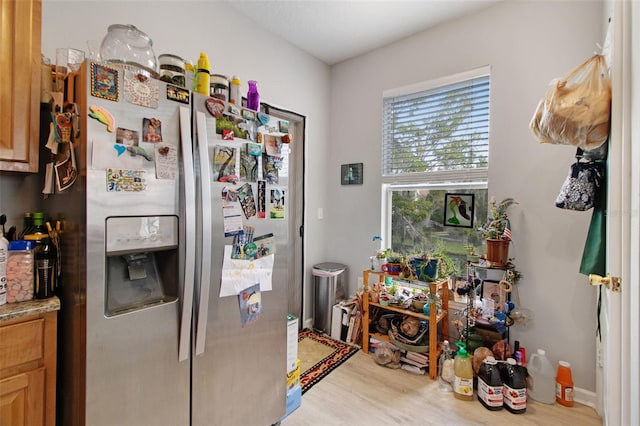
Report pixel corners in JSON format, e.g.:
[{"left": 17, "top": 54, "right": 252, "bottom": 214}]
[
  {"left": 0, "top": 0, "right": 42, "bottom": 172},
  {"left": 0, "top": 305, "right": 58, "bottom": 426},
  {"left": 361, "top": 270, "right": 448, "bottom": 379}
]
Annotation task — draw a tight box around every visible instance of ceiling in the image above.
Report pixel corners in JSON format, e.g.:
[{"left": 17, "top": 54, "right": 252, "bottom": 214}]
[{"left": 224, "top": 0, "right": 502, "bottom": 65}]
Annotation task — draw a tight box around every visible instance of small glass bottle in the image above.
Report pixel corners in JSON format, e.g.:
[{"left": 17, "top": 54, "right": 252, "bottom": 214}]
[
  {"left": 438, "top": 340, "right": 454, "bottom": 392},
  {"left": 18, "top": 212, "right": 35, "bottom": 240},
  {"left": 32, "top": 212, "right": 48, "bottom": 235},
  {"left": 247, "top": 80, "right": 260, "bottom": 111}
]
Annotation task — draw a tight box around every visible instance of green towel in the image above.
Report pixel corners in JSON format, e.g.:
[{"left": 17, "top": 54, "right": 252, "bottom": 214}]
[{"left": 579, "top": 158, "right": 607, "bottom": 276}]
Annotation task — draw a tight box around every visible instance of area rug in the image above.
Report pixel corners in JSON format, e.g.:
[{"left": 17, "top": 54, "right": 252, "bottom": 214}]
[{"left": 298, "top": 328, "right": 359, "bottom": 394}]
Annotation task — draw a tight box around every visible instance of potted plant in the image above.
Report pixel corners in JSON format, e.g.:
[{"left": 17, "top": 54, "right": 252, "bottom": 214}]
[
  {"left": 481, "top": 197, "right": 517, "bottom": 266},
  {"left": 382, "top": 252, "right": 403, "bottom": 275},
  {"left": 371, "top": 248, "right": 390, "bottom": 271},
  {"left": 430, "top": 240, "right": 460, "bottom": 280}
]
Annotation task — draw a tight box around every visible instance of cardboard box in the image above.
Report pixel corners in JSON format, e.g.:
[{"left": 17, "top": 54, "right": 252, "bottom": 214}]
[
  {"left": 287, "top": 314, "right": 298, "bottom": 373},
  {"left": 286, "top": 359, "right": 300, "bottom": 391},
  {"left": 281, "top": 385, "right": 302, "bottom": 420}
]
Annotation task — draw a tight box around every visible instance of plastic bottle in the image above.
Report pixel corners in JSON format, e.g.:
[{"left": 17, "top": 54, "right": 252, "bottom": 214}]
[
  {"left": 556, "top": 361, "right": 574, "bottom": 407},
  {"left": 247, "top": 80, "right": 260, "bottom": 111},
  {"left": 185, "top": 61, "right": 195, "bottom": 92},
  {"left": 501, "top": 358, "right": 527, "bottom": 414},
  {"left": 453, "top": 342, "right": 474, "bottom": 400},
  {"left": 229, "top": 75, "right": 241, "bottom": 105},
  {"left": 438, "top": 340, "right": 454, "bottom": 392},
  {"left": 0, "top": 234, "right": 8, "bottom": 305},
  {"left": 477, "top": 356, "right": 503, "bottom": 410},
  {"left": 196, "top": 53, "right": 210, "bottom": 96},
  {"left": 528, "top": 349, "right": 556, "bottom": 404}
]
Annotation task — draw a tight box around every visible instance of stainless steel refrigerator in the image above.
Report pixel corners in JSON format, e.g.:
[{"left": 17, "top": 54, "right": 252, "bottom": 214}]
[{"left": 51, "top": 61, "right": 288, "bottom": 426}]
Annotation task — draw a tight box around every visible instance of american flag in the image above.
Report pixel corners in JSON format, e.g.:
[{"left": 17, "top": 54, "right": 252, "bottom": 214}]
[{"left": 503, "top": 220, "right": 512, "bottom": 241}]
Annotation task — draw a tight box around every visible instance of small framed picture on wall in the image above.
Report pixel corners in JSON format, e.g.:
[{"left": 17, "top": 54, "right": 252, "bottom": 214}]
[
  {"left": 341, "top": 163, "right": 363, "bottom": 185},
  {"left": 443, "top": 193, "right": 475, "bottom": 228}
]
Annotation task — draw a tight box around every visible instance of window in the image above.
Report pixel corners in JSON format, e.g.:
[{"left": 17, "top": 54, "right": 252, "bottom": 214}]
[{"left": 381, "top": 67, "right": 490, "bottom": 273}]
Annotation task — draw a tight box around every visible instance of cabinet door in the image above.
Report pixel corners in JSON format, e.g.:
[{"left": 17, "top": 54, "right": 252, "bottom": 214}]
[
  {"left": 0, "top": 0, "right": 42, "bottom": 172},
  {"left": 0, "top": 368, "right": 45, "bottom": 426}
]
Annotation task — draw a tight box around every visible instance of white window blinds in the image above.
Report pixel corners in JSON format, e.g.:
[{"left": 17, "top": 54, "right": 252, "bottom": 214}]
[{"left": 382, "top": 71, "right": 490, "bottom": 184}]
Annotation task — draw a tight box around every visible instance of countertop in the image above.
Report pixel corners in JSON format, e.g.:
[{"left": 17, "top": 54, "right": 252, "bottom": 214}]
[{"left": 0, "top": 297, "right": 61, "bottom": 322}]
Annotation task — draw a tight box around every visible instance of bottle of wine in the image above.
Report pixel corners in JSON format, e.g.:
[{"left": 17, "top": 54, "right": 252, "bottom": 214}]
[{"left": 34, "top": 236, "right": 56, "bottom": 299}]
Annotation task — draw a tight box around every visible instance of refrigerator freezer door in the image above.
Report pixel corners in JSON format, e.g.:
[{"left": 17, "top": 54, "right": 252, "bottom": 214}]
[{"left": 80, "top": 67, "right": 191, "bottom": 426}]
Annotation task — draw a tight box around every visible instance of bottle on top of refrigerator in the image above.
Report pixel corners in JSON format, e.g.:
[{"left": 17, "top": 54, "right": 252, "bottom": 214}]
[
  {"left": 453, "top": 343, "right": 474, "bottom": 400},
  {"left": 185, "top": 61, "right": 195, "bottom": 92},
  {"left": 229, "top": 75, "right": 241, "bottom": 105},
  {"left": 196, "top": 52, "right": 210, "bottom": 96},
  {"left": 501, "top": 358, "right": 527, "bottom": 414},
  {"left": 477, "top": 356, "right": 503, "bottom": 410},
  {"left": 438, "top": 340, "right": 454, "bottom": 392},
  {"left": 247, "top": 80, "right": 260, "bottom": 111},
  {"left": 528, "top": 349, "right": 556, "bottom": 404},
  {"left": 556, "top": 360, "right": 574, "bottom": 406},
  {"left": 0, "top": 234, "right": 8, "bottom": 305}
]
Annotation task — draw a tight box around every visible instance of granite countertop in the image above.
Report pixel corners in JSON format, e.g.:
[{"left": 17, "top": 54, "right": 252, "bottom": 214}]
[{"left": 0, "top": 297, "right": 61, "bottom": 322}]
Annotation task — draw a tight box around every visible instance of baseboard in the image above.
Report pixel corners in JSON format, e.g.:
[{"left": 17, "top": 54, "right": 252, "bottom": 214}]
[
  {"left": 574, "top": 386, "right": 597, "bottom": 408},
  {"left": 303, "top": 318, "right": 313, "bottom": 330}
]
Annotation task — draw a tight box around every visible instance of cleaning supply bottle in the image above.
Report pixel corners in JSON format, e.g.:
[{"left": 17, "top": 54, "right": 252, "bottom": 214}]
[
  {"left": 438, "top": 340, "right": 454, "bottom": 392},
  {"left": 477, "top": 356, "right": 503, "bottom": 410},
  {"left": 229, "top": 75, "right": 241, "bottom": 105},
  {"left": 453, "top": 342, "right": 474, "bottom": 400},
  {"left": 528, "top": 349, "right": 556, "bottom": 404},
  {"left": 196, "top": 53, "right": 210, "bottom": 96},
  {"left": 247, "top": 80, "right": 260, "bottom": 111},
  {"left": 501, "top": 358, "right": 527, "bottom": 413},
  {"left": 556, "top": 360, "right": 574, "bottom": 406}
]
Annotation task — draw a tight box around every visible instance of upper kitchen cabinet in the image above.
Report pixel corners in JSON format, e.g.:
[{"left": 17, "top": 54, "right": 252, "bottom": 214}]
[{"left": 0, "top": 0, "right": 42, "bottom": 172}]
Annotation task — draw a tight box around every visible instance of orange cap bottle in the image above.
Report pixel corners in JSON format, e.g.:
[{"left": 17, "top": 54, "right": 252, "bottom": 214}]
[{"left": 556, "top": 360, "right": 574, "bottom": 406}]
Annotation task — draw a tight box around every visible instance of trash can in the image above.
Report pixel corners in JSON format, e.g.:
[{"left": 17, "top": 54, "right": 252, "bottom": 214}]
[{"left": 312, "top": 263, "right": 347, "bottom": 334}]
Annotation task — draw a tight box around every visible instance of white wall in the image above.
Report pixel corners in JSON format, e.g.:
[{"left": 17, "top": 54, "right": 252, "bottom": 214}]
[
  {"left": 327, "top": 0, "right": 603, "bottom": 393},
  {"left": 39, "top": 0, "right": 332, "bottom": 329}
]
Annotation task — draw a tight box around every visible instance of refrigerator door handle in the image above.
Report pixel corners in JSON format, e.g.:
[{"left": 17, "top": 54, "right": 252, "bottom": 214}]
[
  {"left": 195, "top": 111, "right": 213, "bottom": 356},
  {"left": 178, "top": 106, "right": 196, "bottom": 362}
]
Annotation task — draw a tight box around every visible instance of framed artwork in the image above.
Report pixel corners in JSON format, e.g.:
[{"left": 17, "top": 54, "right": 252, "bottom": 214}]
[
  {"left": 443, "top": 193, "right": 474, "bottom": 228},
  {"left": 90, "top": 62, "right": 119, "bottom": 101},
  {"left": 341, "top": 163, "right": 363, "bottom": 185}
]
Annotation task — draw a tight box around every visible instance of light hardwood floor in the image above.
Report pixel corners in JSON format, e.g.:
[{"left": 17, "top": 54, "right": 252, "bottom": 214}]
[{"left": 283, "top": 350, "right": 602, "bottom": 425}]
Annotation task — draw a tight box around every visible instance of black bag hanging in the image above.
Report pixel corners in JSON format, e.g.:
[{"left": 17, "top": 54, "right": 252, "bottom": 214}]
[{"left": 555, "top": 148, "right": 605, "bottom": 211}]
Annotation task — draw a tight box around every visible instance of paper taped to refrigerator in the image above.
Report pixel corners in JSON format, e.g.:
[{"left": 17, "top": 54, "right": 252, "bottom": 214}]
[{"left": 220, "top": 245, "right": 274, "bottom": 297}]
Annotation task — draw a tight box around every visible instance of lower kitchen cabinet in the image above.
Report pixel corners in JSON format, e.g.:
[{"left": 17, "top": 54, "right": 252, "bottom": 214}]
[{"left": 0, "top": 299, "right": 60, "bottom": 426}]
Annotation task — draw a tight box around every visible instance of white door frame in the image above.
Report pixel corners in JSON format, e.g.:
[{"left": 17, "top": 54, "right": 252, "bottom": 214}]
[{"left": 599, "top": 1, "right": 639, "bottom": 425}]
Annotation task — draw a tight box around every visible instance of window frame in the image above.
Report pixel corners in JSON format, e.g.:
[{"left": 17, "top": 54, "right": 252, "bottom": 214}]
[{"left": 380, "top": 66, "right": 491, "bottom": 249}]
